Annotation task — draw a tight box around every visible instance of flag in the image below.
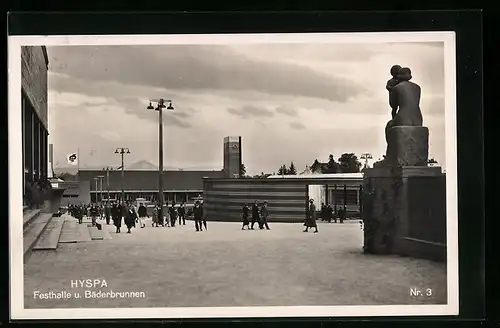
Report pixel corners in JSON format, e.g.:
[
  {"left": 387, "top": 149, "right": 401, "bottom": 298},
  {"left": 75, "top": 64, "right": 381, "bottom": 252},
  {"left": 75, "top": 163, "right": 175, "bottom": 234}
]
[{"left": 67, "top": 153, "right": 78, "bottom": 165}]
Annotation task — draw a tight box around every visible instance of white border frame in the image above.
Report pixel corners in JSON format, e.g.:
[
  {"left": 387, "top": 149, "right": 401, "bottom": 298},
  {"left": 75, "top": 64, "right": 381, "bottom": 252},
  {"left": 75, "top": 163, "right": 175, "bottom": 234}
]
[{"left": 8, "top": 32, "right": 458, "bottom": 320}]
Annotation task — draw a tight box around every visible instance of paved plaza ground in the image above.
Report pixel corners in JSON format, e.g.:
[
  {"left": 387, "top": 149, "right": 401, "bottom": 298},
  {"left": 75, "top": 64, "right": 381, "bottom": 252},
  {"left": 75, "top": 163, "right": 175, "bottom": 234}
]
[{"left": 24, "top": 217, "right": 447, "bottom": 308}]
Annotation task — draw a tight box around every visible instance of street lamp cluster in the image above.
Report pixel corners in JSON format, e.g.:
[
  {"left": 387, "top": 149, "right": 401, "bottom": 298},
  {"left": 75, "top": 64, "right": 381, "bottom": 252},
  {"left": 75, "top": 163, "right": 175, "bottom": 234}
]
[
  {"left": 147, "top": 98, "right": 174, "bottom": 223},
  {"left": 99, "top": 99, "right": 174, "bottom": 216},
  {"left": 93, "top": 175, "right": 105, "bottom": 204},
  {"left": 360, "top": 153, "right": 373, "bottom": 169},
  {"left": 115, "top": 148, "right": 131, "bottom": 204},
  {"left": 102, "top": 166, "right": 113, "bottom": 202}
]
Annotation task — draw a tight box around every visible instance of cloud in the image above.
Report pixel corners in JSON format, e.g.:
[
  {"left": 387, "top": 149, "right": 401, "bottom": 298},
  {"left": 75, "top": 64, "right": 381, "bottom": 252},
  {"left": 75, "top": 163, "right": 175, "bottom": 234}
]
[
  {"left": 46, "top": 41, "right": 448, "bottom": 174},
  {"left": 47, "top": 45, "right": 366, "bottom": 102},
  {"left": 96, "top": 130, "right": 121, "bottom": 141},
  {"left": 227, "top": 105, "right": 274, "bottom": 119},
  {"left": 276, "top": 106, "right": 298, "bottom": 117},
  {"left": 289, "top": 122, "right": 306, "bottom": 130}
]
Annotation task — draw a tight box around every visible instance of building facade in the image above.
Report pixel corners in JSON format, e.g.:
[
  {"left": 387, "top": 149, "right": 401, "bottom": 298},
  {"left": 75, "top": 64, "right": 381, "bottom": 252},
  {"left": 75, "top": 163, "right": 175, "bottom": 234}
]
[
  {"left": 223, "top": 136, "right": 241, "bottom": 178},
  {"left": 22, "top": 46, "right": 50, "bottom": 205},
  {"left": 61, "top": 169, "right": 225, "bottom": 206}
]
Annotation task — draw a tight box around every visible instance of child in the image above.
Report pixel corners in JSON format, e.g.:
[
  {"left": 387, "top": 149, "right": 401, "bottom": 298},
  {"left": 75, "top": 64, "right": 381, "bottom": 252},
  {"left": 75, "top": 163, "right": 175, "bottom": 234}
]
[{"left": 386, "top": 64, "right": 402, "bottom": 119}]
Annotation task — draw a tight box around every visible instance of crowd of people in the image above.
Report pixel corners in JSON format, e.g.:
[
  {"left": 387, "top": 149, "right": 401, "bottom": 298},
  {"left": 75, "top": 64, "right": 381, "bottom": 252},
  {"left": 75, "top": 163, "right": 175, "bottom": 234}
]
[
  {"left": 239, "top": 199, "right": 348, "bottom": 233},
  {"left": 65, "top": 198, "right": 349, "bottom": 235},
  {"left": 317, "top": 202, "right": 348, "bottom": 224},
  {"left": 240, "top": 201, "right": 270, "bottom": 230},
  {"left": 66, "top": 200, "right": 207, "bottom": 234}
]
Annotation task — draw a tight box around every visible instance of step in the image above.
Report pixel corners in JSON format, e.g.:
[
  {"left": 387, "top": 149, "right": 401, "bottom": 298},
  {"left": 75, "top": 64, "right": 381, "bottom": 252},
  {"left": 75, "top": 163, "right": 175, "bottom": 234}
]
[
  {"left": 32, "top": 217, "right": 65, "bottom": 251},
  {"left": 23, "top": 213, "right": 53, "bottom": 261},
  {"left": 88, "top": 225, "right": 104, "bottom": 240},
  {"left": 58, "top": 219, "right": 92, "bottom": 243},
  {"left": 88, "top": 223, "right": 113, "bottom": 240},
  {"left": 23, "top": 209, "right": 42, "bottom": 230}
]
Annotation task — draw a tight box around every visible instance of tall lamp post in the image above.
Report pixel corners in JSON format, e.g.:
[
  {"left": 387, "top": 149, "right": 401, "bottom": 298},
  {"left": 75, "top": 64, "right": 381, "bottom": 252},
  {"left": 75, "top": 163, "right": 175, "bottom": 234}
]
[
  {"left": 115, "top": 148, "right": 130, "bottom": 204},
  {"left": 147, "top": 98, "right": 174, "bottom": 224},
  {"left": 93, "top": 177, "right": 99, "bottom": 203},
  {"left": 103, "top": 166, "right": 113, "bottom": 201},
  {"left": 97, "top": 175, "right": 105, "bottom": 205},
  {"left": 360, "top": 153, "right": 373, "bottom": 169}
]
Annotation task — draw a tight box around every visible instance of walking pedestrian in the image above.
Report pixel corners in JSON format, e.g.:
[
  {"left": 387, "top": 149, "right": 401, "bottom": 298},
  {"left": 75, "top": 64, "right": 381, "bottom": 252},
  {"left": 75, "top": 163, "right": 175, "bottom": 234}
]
[
  {"left": 339, "top": 207, "right": 346, "bottom": 224},
  {"left": 260, "top": 201, "right": 270, "bottom": 230},
  {"left": 241, "top": 203, "right": 250, "bottom": 230},
  {"left": 320, "top": 203, "right": 326, "bottom": 221},
  {"left": 104, "top": 203, "right": 111, "bottom": 225},
  {"left": 201, "top": 201, "right": 207, "bottom": 230},
  {"left": 304, "top": 199, "right": 319, "bottom": 233},
  {"left": 193, "top": 201, "right": 203, "bottom": 231},
  {"left": 112, "top": 202, "right": 122, "bottom": 233},
  {"left": 169, "top": 203, "right": 177, "bottom": 227},
  {"left": 327, "top": 204, "right": 333, "bottom": 223},
  {"left": 157, "top": 203, "right": 165, "bottom": 227},
  {"left": 251, "top": 201, "right": 259, "bottom": 230},
  {"left": 124, "top": 204, "right": 137, "bottom": 234},
  {"left": 138, "top": 203, "right": 148, "bottom": 228},
  {"left": 76, "top": 205, "right": 83, "bottom": 224},
  {"left": 152, "top": 204, "right": 159, "bottom": 227},
  {"left": 90, "top": 203, "right": 98, "bottom": 227},
  {"left": 178, "top": 203, "right": 186, "bottom": 225}
]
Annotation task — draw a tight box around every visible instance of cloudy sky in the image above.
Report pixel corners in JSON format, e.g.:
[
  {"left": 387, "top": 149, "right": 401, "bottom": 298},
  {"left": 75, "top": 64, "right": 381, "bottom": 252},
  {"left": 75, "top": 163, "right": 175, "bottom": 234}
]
[{"left": 47, "top": 41, "right": 446, "bottom": 175}]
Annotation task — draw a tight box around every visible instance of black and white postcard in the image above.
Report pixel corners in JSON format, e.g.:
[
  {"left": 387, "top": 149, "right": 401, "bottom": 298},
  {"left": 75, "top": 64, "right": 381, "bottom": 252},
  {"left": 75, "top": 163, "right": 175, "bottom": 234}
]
[{"left": 8, "top": 32, "right": 458, "bottom": 320}]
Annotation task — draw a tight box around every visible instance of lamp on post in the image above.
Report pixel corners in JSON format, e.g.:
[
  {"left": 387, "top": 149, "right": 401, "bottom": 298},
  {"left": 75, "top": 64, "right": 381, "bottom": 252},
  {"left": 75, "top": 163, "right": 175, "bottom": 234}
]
[
  {"left": 360, "top": 153, "right": 373, "bottom": 169},
  {"left": 93, "top": 177, "right": 99, "bottom": 203},
  {"left": 97, "top": 175, "right": 105, "bottom": 205},
  {"left": 147, "top": 98, "right": 174, "bottom": 225},
  {"left": 103, "top": 166, "right": 113, "bottom": 202},
  {"left": 114, "top": 148, "right": 130, "bottom": 205}
]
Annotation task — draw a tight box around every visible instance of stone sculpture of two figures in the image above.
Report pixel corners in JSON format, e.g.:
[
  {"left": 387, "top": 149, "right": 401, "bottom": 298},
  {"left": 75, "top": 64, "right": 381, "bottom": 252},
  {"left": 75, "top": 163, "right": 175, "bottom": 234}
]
[{"left": 375, "top": 65, "right": 429, "bottom": 167}]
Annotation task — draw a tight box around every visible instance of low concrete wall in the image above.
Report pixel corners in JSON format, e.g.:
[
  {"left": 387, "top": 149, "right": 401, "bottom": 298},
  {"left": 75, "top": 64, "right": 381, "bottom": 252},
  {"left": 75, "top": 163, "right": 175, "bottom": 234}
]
[
  {"left": 203, "top": 177, "right": 363, "bottom": 223},
  {"left": 203, "top": 178, "right": 308, "bottom": 222},
  {"left": 362, "top": 166, "right": 446, "bottom": 262}
]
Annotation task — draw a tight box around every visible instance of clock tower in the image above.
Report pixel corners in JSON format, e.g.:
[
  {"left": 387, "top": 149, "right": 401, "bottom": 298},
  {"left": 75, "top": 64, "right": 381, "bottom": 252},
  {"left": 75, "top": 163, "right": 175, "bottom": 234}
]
[{"left": 223, "top": 136, "right": 242, "bottom": 178}]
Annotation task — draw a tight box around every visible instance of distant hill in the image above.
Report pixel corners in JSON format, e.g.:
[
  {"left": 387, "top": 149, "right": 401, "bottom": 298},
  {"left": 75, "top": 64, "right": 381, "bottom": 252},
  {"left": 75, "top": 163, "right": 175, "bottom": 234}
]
[{"left": 127, "top": 160, "right": 158, "bottom": 170}]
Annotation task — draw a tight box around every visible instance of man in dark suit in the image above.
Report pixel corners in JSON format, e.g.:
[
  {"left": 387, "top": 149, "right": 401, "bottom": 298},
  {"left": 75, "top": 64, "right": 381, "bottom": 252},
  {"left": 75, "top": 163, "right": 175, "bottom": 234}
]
[
  {"left": 251, "top": 201, "right": 259, "bottom": 230},
  {"left": 178, "top": 202, "right": 186, "bottom": 225},
  {"left": 260, "top": 201, "right": 270, "bottom": 230},
  {"left": 104, "top": 203, "right": 111, "bottom": 225},
  {"left": 193, "top": 201, "right": 204, "bottom": 232},
  {"left": 169, "top": 203, "right": 177, "bottom": 227},
  {"left": 112, "top": 202, "right": 122, "bottom": 233},
  {"left": 137, "top": 203, "right": 148, "bottom": 228}
]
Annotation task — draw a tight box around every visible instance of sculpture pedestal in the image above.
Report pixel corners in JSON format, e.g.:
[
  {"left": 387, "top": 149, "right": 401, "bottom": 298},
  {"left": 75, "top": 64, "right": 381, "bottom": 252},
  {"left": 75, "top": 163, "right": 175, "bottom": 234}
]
[
  {"left": 362, "top": 166, "right": 446, "bottom": 262},
  {"left": 386, "top": 126, "right": 429, "bottom": 166}
]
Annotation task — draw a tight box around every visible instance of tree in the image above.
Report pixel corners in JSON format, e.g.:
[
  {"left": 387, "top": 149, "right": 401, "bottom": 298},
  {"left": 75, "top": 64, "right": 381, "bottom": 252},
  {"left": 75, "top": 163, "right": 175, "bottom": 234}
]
[
  {"left": 277, "top": 164, "right": 288, "bottom": 175},
  {"left": 324, "top": 154, "right": 340, "bottom": 173},
  {"left": 337, "top": 153, "right": 362, "bottom": 173},
  {"left": 239, "top": 163, "right": 247, "bottom": 177},
  {"left": 288, "top": 162, "right": 297, "bottom": 175},
  {"left": 310, "top": 159, "right": 322, "bottom": 173}
]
